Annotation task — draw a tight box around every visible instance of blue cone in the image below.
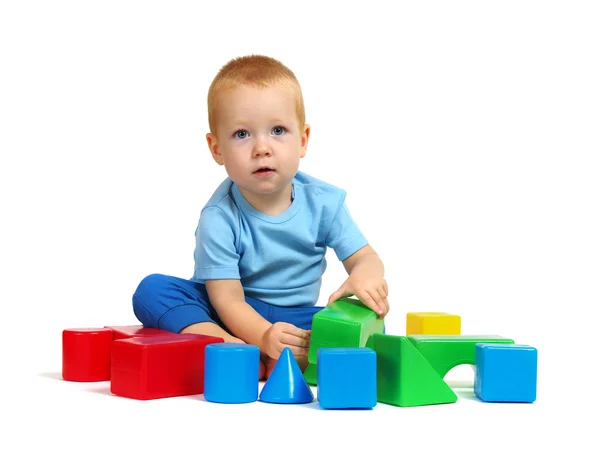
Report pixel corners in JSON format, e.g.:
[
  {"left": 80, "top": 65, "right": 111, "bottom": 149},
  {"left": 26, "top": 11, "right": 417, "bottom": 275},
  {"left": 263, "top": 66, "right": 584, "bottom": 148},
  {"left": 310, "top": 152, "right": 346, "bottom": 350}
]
[{"left": 259, "top": 347, "right": 314, "bottom": 404}]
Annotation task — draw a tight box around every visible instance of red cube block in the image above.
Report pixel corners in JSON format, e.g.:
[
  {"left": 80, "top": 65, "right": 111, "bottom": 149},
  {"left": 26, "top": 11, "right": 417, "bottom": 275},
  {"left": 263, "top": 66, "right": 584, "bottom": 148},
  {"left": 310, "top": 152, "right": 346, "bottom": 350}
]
[
  {"left": 104, "top": 325, "right": 174, "bottom": 340},
  {"left": 110, "top": 334, "right": 223, "bottom": 400},
  {"left": 62, "top": 328, "right": 113, "bottom": 382}
]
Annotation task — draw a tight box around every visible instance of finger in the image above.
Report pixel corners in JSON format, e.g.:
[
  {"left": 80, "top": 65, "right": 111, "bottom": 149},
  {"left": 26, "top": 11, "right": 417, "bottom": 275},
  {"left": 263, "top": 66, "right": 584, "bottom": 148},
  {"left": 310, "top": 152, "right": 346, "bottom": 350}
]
[
  {"left": 366, "top": 288, "right": 386, "bottom": 315},
  {"left": 358, "top": 289, "right": 383, "bottom": 316},
  {"left": 281, "top": 323, "right": 311, "bottom": 340},
  {"left": 377, "top": 287, "right": 390, "bottom": 316},
  {"left": 327, "top": 289, "right": 342, "bottom": 306},
  {"left": 382, "top": 279, "right": 389, "bottom": 296},
  {"left": 284, "top": 344, "right": 309, "bottom": 357},
  {"left": 328, "top": 285, "right": 352, "bottom": 306},
  {"left": 268, "top": 344, "right": 283, "bottom": 360},
  {"left": 280, "top": 333, "right": 310, "bottom": 348}
]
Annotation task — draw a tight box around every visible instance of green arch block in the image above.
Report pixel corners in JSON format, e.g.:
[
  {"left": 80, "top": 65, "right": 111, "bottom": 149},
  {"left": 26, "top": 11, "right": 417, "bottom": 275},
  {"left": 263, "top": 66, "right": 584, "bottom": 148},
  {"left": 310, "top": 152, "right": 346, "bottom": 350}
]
[{"left": 407, "top": 335, "right": 515, "bottom": 378}]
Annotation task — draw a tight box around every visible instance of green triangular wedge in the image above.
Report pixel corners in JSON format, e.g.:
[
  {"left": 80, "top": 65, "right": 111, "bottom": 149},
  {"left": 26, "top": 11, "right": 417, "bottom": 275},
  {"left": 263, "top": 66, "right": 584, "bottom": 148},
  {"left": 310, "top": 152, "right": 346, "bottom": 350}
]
[{"left": 367, "top": 333, "right": 457, "bottom": 407}]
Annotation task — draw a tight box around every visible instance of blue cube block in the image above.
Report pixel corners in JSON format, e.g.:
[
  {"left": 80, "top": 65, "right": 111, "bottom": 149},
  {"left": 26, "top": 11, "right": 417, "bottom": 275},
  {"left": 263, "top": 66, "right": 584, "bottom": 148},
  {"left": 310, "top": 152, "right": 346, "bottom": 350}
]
[
  {"left": 317, "top": 347, "right": 377, "bottom": 409},
  {"left": 204, "top": 343, "right": 259, "bottom": 404},
  {"left": 474, "top": 343, "right": 537, "bottom": 403}
]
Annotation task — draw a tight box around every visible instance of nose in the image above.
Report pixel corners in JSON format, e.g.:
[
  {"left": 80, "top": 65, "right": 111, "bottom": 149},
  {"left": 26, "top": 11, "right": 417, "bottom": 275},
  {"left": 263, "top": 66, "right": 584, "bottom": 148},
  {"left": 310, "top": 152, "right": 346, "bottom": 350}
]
[{"left": 252, "top": 135, "right": 271, "bottom": 158}]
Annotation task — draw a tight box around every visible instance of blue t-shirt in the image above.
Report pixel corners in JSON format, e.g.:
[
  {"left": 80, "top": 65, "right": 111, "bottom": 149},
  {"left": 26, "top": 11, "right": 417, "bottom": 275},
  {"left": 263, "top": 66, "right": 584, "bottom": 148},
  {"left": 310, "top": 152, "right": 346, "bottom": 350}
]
[{"left": 191, "top": 171, "right": 368, "bottom": 307}]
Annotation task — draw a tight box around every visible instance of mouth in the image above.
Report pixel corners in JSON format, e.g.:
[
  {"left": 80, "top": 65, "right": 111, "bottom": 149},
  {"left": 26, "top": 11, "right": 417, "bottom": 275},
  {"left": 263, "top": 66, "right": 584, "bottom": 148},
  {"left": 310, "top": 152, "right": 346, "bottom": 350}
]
[{"left": 253, "top": 167, "right": 276, "bottom": 176}]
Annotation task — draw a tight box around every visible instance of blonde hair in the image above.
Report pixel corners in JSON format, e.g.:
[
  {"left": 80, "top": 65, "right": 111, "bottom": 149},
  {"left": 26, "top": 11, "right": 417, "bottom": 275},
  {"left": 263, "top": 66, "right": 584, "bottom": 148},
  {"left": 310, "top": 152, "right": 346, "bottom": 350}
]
[{"left": 207, "top": 55, "right": 305, "bottom": 134}]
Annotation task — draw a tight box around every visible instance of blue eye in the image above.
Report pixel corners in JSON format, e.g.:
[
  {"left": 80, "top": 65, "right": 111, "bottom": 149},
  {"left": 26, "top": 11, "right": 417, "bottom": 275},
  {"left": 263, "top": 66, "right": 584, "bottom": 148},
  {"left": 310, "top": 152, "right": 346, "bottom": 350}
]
[
  {"left": 272, "top": 126, "right": 286, "bottom": 136},
  {"left": 235, "top": 130, "right": 248, "bottom": 139}
]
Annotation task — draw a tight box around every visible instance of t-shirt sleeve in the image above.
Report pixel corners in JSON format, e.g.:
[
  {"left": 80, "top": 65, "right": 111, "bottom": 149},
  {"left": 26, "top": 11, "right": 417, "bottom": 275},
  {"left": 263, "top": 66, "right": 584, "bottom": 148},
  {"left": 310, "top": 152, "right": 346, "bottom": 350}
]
[
  {"left": 325, "top": 197, "right": 369, "bottom": 261},
  {"left": 193, "top": 206, "right": 241, "bottom": 280}
]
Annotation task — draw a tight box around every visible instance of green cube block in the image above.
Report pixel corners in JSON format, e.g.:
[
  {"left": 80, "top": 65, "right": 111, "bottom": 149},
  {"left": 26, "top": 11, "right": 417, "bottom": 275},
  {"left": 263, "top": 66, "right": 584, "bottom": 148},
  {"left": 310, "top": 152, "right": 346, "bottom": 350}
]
[
  {"left": 308, "top": 297, "right": 384, "bottom": 365},
  {"left": 303, "top": 362, "right": 317, "bottom": 386},
  {"left": 407, "top": 335, "right": 515, "bottom": 378}
]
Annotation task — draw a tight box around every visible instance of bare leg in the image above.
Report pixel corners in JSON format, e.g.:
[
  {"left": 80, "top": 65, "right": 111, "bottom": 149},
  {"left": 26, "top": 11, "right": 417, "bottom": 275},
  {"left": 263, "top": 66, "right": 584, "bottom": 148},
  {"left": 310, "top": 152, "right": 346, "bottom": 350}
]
[
  {"left": 180, "top": 322, "right": 241, "bottom": 343},
  {"left": 183, "top": 322, "right": 266, "bottom": 379},
  {"left": 263, "top": 355, "right": 278, "bottom": 379}
]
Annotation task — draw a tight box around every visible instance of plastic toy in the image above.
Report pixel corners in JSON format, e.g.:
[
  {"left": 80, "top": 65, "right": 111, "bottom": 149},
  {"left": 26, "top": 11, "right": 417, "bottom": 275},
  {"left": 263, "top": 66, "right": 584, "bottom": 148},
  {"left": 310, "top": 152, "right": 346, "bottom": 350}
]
[
  {"left": 308, "top": 298, "right": 384, "bottom": 363},
  {"left": 407, "top": 335, "right": 515, "bottom": 378},
  {"left": 259, "top": 347, "right": 314, "bottom": 404},
  {"left": 104, "top": 325, "right": 173, "bottom": 340},
  {"left": 406, "top": 312, "right": 461, "bottom": 335},
  {"left": 204, "top": 343, "right": 260, "bottom": 404},
  {"left": 306, "top": 297, "right": 384, "bottom": 385},
  {"left": 303, "top": 362, "right": 318, "bottom": 386},
  {"left": 317, "top": 347, "right": 377, "bottom": 409},
  {"left": 367, "top": 333, "right": 457, "bottom": 407},
  {"left": 475, "top": 343, "right": 537, "bottom": 403},
  {"left": 62, "top": 328, "right": 113, "bottom": 382},
  {"left": 110, "top": 333, "right": 223, "bottom": 400}
]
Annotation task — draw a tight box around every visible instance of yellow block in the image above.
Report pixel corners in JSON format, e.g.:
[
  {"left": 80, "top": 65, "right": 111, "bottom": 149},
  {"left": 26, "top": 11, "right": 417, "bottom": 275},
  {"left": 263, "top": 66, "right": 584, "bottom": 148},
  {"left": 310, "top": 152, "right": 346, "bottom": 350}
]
[{"left": 406, "top": 312, "right": 461, "bottom": 336}]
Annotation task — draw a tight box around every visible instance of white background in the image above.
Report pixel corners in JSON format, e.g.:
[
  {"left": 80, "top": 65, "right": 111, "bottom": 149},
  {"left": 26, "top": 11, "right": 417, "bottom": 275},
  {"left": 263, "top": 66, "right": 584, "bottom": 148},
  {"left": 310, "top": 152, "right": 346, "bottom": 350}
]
[{"left": 1, "top": 1, "right": 598, "bottom": 462}]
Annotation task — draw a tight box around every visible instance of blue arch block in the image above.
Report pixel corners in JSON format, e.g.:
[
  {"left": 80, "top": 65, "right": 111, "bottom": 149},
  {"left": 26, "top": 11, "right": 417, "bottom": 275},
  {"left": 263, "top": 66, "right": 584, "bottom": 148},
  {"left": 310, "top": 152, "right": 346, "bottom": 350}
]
[
  {"left": 475, "top": 343, "right": 537, "bottom": 403},
  {"left": 260, "top": 347, "right": 314, "bottom": 404},
  {"left": 317, "top": 347, "right": 377, "bottom": 409},
  {"left": 204, "top": 343, "right": 259, "bottom": 404}
]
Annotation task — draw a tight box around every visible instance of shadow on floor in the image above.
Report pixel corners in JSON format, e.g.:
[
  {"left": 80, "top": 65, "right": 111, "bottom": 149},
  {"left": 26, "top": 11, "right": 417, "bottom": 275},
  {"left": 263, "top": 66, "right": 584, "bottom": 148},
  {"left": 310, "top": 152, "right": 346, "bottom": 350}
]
[
  {"left": 85, "top": 384, "right": 113, "bottom": 396},
  {"left": 38, "top": 372, "right": 63, "bottom": 381},
  {"left": 454, "top": 387, "right": 481, "bottom": 402}
]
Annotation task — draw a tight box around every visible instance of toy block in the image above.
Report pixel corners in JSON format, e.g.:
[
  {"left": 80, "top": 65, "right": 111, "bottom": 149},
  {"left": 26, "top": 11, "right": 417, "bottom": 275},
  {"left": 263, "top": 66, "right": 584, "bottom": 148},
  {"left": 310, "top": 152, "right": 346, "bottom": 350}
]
[
  {"left": 107, "top": 325, "right": 266, "bottom": 379},
  {"left": 104, "top": 325, "right": 174, "bottom": 340},
  {"left": 62, "top": 328, "right": 113, "bottom": 382},
  {"left": 475, "top": 344, "right": 537, "bottom": 403},
  {"left": 110, "top": 334, "right": 223, "bottom": 400},
  {"left": 366, "top": 333, "right": 457, "bottom": 407},
  {"left": 308, "top": 297, "right": 384, "bottom": 365},
  {"left": 204, "top": 343, "right": 260, "bottom": 404},
  {"left": 406, "top": 312, "right": 461, "bottom": 335},
  {"left": 407, "top": 335, "right": 515, "bottom": 378},
  {"left": 317, "top": 348, "right": 377, "bottom": 409},
  {"left": 259, "top": 347, "right": 314, "bottom": 404},
  {"left": 303, "top": 362, "right": 317, "bottom": 386}
]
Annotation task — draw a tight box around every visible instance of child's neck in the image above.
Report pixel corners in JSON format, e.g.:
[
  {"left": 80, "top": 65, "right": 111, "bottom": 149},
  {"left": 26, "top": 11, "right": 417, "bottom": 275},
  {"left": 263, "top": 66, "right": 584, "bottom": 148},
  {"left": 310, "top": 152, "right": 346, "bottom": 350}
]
[{"left": 238, "top": 183, "right": 293, "bottom": 216}]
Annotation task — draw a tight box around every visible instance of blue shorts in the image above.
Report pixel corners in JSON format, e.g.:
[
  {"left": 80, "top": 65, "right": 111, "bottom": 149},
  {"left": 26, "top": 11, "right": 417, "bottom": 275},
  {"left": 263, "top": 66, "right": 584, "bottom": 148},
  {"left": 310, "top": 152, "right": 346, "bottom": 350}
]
[{"left": 132, "top": 273, "right": 325, "bottom": 335}]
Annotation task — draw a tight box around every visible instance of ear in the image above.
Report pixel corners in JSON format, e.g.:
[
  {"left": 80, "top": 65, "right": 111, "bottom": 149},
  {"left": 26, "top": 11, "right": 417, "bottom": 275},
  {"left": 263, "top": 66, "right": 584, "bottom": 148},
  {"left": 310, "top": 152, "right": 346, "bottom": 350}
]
[
  {"left": 206, "top": 133, "right": 224, "bottom": 165},
  {"left": 299, "top": 124, "right": 311, "bottom": 159}
]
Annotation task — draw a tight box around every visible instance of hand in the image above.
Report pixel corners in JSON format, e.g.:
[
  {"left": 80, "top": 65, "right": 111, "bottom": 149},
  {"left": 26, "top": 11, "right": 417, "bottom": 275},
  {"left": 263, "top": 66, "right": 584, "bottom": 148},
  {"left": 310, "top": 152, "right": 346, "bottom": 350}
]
[
  {"left": 260, "top": 322, "right": 310, "bottom": 360},
  {"left": 328, "top": 275, "right": 389, "bottom": 318}
]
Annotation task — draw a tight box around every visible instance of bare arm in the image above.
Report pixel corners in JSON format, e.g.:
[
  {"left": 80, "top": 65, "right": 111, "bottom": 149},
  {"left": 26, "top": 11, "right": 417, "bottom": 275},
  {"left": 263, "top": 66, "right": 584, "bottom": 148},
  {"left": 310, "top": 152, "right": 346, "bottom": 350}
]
[
  {"left": 341, "top": 244, "right": 385, "bottom": 278},
  {"left": 328, "top": 244, "right": 389, "bottom": 316},
  {"left": 205, "top": 279, "right": 271, "bottom": 347},
  {"left": 205, "top": 279, "right": 310, "bottom": 358}
]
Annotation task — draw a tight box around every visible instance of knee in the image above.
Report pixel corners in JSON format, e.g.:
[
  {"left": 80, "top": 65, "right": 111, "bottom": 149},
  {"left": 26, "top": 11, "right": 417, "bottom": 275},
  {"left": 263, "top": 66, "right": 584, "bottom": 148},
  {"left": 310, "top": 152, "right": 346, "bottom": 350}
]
[
  {"left": 132, "top": 274, "right": 172, "bottom": 327},
  {"left": 133, "top": 273, "right": 169, "bottom": 300}
]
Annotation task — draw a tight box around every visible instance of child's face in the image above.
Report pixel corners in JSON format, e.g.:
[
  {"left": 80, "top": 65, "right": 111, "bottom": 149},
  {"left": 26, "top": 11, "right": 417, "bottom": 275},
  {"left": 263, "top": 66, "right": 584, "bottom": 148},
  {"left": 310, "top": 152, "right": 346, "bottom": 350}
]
[{"left": 207, "top": 84, "right": 309, "bottom": 200}]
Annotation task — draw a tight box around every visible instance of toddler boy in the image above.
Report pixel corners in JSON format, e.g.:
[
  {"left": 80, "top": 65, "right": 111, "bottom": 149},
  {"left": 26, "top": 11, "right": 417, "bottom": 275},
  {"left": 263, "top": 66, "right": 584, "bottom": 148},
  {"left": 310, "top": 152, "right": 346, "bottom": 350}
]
[{"left": 132, "top": 55, "right": 389, "bottom": 376}]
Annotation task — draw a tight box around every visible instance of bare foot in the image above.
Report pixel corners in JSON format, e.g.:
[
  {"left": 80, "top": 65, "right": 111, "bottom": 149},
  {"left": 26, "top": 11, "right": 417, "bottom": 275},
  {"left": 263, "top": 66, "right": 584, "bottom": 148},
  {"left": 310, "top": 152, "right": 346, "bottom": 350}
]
[
  {"left": 180, "top": 322, "right": 241, "bottom": 343},
  {"left": 259, "top": 359, "right": 266, "bottom": 380},
  {"left": 263, "top": 356, "right": 278, "bottom": 379}
]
